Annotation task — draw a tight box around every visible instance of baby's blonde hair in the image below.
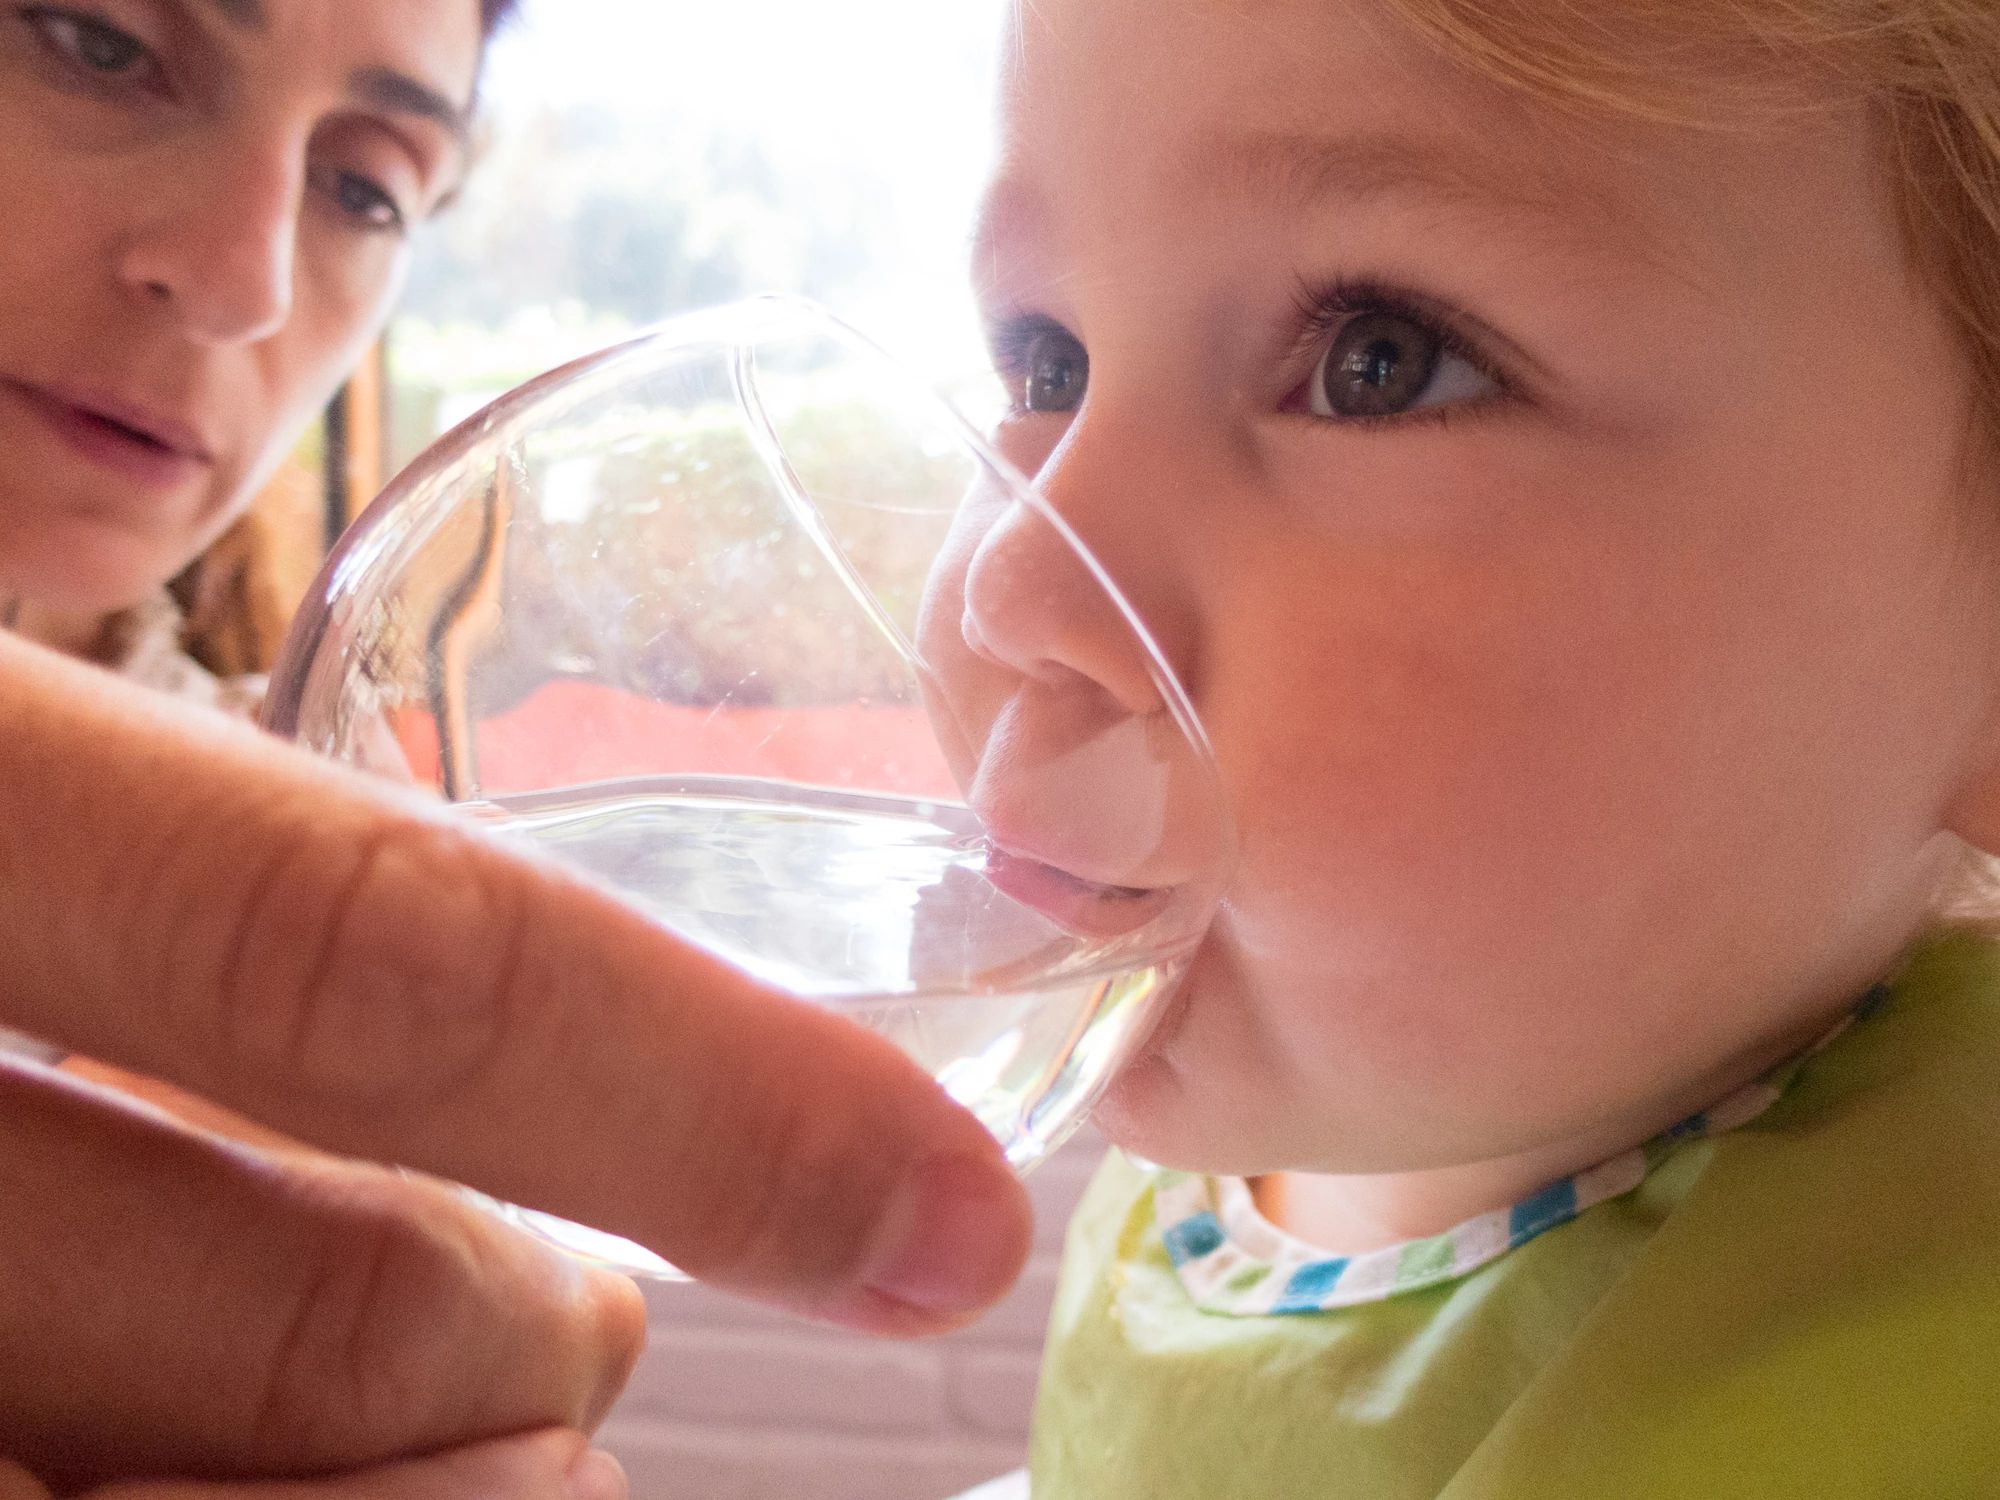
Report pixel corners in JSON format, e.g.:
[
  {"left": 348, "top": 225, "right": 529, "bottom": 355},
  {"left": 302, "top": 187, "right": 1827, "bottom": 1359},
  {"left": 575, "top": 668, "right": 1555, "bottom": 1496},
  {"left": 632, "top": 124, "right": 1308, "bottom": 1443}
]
[{"left": 1379, "top": 0, "right": 2000, "bottom": 460}]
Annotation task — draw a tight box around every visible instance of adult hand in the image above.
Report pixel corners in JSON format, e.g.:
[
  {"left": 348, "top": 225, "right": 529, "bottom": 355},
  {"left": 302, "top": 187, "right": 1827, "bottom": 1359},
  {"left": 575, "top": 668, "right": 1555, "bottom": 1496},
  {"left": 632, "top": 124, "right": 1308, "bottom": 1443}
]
[
  {"left": 0, "top": 1431, "right": 628, "bottom": 1500},
  {"left": 0, "top": 634, "right": 1030, "bottom": 1489}
]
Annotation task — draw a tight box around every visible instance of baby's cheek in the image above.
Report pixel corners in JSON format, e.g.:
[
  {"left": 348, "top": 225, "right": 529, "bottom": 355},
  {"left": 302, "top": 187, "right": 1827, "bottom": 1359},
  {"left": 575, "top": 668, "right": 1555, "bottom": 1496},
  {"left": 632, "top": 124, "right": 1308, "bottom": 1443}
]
[
  {"left": 1213, "top": 656, "right": 1538, "bottom": 922},
  {"left": 1220, "top": 540, "right": 1689, "bottom": 902},
  {"left": 1192, "top": 602, "right": 1646, "bottom": 982}
]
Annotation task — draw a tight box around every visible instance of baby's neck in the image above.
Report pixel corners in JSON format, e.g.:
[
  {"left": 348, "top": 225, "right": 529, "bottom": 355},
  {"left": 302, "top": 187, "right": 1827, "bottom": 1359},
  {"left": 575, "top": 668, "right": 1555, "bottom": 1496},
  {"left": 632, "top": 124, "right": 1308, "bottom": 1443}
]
[
  {"left": 1251, "top": 1136, "right": 1622, "bottom": 1254},
  {"left": 1251, "top": 999, "right": 1855, "bottom": 1253}
]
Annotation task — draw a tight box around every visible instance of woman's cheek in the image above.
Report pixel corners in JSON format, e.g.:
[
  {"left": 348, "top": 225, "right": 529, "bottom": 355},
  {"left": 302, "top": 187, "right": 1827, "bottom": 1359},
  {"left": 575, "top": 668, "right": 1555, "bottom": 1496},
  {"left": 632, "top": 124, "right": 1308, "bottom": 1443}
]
[{"left": 298, "top": 215, "right": 409, "bottom": 349}]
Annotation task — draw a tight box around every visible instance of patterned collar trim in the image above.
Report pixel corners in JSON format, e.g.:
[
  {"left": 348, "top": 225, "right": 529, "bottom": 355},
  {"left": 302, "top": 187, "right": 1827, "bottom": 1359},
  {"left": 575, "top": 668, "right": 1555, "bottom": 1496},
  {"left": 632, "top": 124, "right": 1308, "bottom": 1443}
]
[{"left": 1152, "top": 985, "right": 1890, "bottom": 1318}]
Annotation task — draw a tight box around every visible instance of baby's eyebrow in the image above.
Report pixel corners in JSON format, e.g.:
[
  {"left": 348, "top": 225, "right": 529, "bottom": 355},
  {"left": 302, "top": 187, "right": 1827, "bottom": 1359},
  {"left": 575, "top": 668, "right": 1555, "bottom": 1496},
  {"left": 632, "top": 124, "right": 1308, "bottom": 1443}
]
[
  {"left": 1197, "top": 129, "right": 1542, "bottom": 223},
  {"left": 971, "top": 125, "right": 1691, "bottom": 323},
  {"left": 1182, "top": 127, "right": 1666, "bottom": 266}
]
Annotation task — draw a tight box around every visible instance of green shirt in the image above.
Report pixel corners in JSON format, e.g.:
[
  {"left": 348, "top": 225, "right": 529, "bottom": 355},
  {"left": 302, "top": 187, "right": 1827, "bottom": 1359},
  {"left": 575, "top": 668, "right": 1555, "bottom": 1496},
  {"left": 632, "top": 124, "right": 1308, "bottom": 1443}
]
[{"left": 1030, "top": 930, "right": 2000, "bottom": 1497}]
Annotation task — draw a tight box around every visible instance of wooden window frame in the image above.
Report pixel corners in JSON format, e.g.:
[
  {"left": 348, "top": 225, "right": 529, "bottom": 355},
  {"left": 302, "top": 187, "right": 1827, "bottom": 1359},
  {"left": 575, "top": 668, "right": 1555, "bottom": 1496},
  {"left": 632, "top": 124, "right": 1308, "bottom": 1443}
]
[{"left": 323, "top": 338, "right": 391, "bottom": 548}]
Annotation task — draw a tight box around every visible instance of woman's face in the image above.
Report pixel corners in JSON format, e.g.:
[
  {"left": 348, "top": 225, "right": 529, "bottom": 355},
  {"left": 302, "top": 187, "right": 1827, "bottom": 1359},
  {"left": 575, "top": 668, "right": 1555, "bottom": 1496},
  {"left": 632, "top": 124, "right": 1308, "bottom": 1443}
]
[{"left": 0, "top": 0, "right": 481, "bottom": 610}]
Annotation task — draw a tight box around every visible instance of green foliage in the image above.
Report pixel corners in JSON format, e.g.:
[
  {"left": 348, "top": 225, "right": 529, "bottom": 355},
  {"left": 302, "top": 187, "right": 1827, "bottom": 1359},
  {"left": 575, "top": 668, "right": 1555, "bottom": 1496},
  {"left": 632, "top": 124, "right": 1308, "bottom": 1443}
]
[{"left": 467, "top": 398, "right": 963, "bottom": 714}]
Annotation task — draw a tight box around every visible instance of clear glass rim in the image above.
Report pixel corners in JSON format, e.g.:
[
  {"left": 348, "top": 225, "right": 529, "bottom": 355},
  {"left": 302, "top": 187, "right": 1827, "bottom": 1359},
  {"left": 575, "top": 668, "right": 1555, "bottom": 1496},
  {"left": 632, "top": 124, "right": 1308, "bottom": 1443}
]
[{"left": 263, "top": 295, "right": 1236, "bottom": 881}]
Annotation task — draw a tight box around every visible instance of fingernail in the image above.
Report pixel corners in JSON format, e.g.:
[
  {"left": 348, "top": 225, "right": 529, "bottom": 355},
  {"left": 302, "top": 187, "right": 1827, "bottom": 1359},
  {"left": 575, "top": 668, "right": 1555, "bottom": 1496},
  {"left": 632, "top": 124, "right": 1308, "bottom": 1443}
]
[
  {"left": 566, "top": 1448, "right": 627, "bottom": 1500},
  {"left": 862, "top": 1152, "right": 1030, "bottom": 1318}
]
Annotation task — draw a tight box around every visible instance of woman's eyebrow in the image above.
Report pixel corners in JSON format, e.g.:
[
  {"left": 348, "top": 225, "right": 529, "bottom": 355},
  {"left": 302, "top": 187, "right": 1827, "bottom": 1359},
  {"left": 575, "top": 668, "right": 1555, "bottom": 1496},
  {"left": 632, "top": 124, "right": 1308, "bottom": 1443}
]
[
  {"left": 187, "top": 0, "right": 471, "bottom": 146},
  {"left": 348, "top": 65, "right": 473, "bottom": 146},
  {"left": 201, "top": 0, "right": 265, "bottom": 28}
]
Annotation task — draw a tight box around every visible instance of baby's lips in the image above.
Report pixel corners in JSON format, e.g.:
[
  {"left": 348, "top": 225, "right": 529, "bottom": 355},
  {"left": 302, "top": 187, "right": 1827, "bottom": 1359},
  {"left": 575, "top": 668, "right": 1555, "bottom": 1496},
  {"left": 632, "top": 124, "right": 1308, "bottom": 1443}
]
[{"left": 982, "top": 843, "right": 1172, "bottom": 939}]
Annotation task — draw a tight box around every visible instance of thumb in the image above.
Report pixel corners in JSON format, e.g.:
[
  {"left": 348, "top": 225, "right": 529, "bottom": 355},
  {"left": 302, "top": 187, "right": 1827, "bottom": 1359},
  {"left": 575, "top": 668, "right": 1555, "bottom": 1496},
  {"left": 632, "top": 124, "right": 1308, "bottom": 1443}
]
[{"left": 0, "top": 1431, "right": 627, "bottom": 1500}]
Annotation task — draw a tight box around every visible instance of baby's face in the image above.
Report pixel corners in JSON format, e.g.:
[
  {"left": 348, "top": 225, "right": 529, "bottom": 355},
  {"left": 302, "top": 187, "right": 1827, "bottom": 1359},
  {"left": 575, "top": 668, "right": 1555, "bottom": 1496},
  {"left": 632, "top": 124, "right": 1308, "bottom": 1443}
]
[{"left": 955, "top": 0, "right": 2000, "bottom": 1175}]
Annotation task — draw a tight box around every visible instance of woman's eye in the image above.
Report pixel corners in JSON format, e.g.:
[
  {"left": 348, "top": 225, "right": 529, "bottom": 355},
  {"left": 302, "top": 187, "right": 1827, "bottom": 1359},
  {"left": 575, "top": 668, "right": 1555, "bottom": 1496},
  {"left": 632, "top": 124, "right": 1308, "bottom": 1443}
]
[
  {"left": 22, "top": 6, "right": 157, "bottom": 83},
  {"left": 1020, "top": 328, "right": 1088, "bottom": 414},
  {"left": 319, "top": 168, "right": 407, "bottom": 233},
  {"left": 1306, "top": 309, "right": 1495, "bottom": 421}
]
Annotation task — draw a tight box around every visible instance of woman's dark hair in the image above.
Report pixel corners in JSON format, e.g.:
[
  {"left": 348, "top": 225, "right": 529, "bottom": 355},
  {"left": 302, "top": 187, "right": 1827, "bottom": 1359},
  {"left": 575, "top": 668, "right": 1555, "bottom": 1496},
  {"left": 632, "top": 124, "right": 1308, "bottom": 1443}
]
[{"left": 481, "top": 0, "right": 520, "bottom": 38}]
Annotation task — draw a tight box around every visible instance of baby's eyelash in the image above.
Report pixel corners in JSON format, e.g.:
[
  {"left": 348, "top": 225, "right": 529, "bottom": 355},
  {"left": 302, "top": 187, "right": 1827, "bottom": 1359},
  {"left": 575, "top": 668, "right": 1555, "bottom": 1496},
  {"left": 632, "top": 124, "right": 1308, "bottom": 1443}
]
[
  {"left": 986, "top": 312, "right": 1070, "bottom": 377},
  {"left": 1287, "top": 275, "right": 1511, "bottom": 399}
]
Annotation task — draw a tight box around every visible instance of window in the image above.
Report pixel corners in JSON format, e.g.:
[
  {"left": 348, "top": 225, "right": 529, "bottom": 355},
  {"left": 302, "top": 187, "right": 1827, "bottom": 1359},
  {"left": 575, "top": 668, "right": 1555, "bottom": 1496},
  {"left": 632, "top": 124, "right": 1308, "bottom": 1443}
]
[{"left": 381, "top": 0, "right": 1004, "bottom": 482}]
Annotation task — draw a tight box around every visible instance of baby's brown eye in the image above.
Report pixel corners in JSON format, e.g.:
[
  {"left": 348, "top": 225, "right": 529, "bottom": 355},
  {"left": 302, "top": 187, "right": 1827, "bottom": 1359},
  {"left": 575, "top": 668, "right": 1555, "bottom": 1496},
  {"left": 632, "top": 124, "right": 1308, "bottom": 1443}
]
[
  {"left": 1315, "top": 311, "right": 1443, "bottom": 418},
  {"left": 1023, "top": 328, "right": 1088, "bottom": 413}
]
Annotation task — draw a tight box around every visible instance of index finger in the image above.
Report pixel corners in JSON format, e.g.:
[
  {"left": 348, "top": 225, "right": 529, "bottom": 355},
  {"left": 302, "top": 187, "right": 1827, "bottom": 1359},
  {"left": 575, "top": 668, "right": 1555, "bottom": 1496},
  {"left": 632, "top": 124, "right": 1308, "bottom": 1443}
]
[{"left": 0, "top": 634, "right": 1030, "bottom": 1330}]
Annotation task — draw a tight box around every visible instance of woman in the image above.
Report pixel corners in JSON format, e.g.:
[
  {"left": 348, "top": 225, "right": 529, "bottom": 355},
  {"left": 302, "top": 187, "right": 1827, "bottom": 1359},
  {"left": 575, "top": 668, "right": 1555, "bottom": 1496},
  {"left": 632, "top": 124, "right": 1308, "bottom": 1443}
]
[
  {"left": 0, "top": 5, "right": 1031, "bottom": 1497},
  {"left": 1, "top": 0, "right": 493, "bottom": 680}
]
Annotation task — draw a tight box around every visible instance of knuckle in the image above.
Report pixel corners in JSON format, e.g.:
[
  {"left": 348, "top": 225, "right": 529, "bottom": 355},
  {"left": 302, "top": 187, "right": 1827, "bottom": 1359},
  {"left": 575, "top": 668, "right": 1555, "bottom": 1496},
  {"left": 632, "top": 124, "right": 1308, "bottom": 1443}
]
[
  {"left": 250, "top": 1180, "right": 486, "bottom": 1448},
  {"left": 251, "top": 1173, "right": 595, "bottom": 1453},
  {"left": 683, "top": 1067, "right": 897, "bottom": 1290},
  {"left": 578, "top": 1274, "right": 649, "bottom": 1427},
  {"left": 220, "top": 817, "right": 534, "bottom": 1118}
]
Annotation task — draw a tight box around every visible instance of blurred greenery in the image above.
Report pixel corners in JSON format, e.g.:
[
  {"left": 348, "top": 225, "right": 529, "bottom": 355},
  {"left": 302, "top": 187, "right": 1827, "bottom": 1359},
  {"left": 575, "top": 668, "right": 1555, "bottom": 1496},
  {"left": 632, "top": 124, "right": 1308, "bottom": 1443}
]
[
  {"left": 406, "top": 105, "right": 882, "bottom": 328},
  {"left": 380, "top": 39, "right": 997, "bottom": 718},
  {"left": 463, "top": 397, "right": 962, "bottom": 714},
  {"left": 387, "top": 102, "right": 917, "bottom": 474}
]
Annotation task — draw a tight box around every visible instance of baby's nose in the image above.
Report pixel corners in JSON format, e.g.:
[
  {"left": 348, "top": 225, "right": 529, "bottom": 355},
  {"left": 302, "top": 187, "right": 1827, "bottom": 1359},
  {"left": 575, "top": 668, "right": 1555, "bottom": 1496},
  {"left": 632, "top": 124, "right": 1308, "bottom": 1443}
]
[{"left": 957, "top": 494, "right": 1170, "bottom": 718}]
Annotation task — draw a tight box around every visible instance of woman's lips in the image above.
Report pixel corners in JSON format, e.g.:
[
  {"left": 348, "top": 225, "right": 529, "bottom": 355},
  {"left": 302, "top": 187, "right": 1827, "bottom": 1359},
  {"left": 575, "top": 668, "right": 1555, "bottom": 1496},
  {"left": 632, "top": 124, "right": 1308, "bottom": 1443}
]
[
  {"left": 6, "top": 380, "right": 215, "bottom": 489},
  {"left": 982, "top": 842, "right": 1172, "bottom": 939}
]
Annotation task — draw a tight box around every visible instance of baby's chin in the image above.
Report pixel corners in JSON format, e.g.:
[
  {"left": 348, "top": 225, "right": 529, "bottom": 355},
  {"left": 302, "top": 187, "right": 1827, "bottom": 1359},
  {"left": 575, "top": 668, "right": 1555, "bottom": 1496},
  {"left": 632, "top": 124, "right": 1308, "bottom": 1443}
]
[
  {"left": 1085, "top": 941, "right": 1298, "bottom": 1174},
  {"left": 1089, "top": 1050, "right": 1297, "bottom": 1178},
  {"left": 1091, "top": 1006, "right": 1433, "bottom": 1178}
]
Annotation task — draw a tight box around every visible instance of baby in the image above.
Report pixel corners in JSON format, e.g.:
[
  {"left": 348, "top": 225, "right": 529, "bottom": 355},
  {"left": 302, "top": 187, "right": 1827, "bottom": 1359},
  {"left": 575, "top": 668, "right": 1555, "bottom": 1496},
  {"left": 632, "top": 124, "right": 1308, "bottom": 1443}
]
[{"left": 936, "top": 0, "right": 2000, "bottom": 1492}]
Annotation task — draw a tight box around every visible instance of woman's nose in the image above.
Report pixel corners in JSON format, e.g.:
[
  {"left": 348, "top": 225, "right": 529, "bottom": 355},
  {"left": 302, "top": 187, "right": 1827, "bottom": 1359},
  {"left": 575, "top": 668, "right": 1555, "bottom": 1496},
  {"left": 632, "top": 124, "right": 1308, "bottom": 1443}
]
[
  {"left": 116, "top": 148, "right": 300, "bottom": 347},
  {"left": 958, "top": 421, "right": 1188, "bottom": 718}
]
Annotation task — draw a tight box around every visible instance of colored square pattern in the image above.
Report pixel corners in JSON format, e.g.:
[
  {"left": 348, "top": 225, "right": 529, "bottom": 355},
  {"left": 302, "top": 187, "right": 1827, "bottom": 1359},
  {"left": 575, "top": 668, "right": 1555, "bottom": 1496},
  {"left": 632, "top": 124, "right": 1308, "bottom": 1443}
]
[
  {"left": 1164, "top": 1211, "right": 1227, "bottom": 1267},
  {"left": 1397, "top": 1233, "right": 1457, "bottom": 1285},
  {"left": 1156, "top": 993, "right": 1882, "bottom": 1318},
  {"left": 1273, "top": 1258, "right": 1351, "bottom": 1315},
  {"left": 1508, "top": 1179, "right": 1578, "bottom": 1248}
]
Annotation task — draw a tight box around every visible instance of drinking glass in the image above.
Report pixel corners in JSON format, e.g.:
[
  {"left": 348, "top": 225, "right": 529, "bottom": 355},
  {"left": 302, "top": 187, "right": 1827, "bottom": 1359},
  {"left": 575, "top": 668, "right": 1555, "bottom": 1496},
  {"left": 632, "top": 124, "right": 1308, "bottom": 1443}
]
[{"left": 264, "top": 297, "right": 1233, "bottom": 1277}]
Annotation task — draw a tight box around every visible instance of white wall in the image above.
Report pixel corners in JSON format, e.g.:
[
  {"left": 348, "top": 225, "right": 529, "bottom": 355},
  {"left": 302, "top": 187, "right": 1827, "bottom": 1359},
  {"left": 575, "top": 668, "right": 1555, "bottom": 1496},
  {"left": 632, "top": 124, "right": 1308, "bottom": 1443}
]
[{"left": 599, "top": 1134, "right": 1100, "bottom": 1498}]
